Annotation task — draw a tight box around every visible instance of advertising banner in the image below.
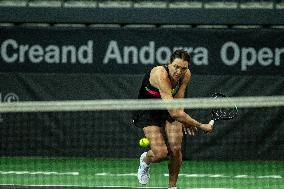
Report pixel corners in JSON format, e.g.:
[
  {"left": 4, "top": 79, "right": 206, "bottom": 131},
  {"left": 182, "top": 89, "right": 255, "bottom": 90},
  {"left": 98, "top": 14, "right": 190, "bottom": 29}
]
[
  {"left": 0, "top": 27, "right": 283, "bottom": 75},
  {"left": 0, "top": 26, "right": 283, "bottom": 160}
]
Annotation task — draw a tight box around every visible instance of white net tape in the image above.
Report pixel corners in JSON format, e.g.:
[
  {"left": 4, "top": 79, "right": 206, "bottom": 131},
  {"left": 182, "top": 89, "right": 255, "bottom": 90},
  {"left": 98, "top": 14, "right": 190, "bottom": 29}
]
[{"left": 0, "top": 95, "right": 283, "bottom": 112}]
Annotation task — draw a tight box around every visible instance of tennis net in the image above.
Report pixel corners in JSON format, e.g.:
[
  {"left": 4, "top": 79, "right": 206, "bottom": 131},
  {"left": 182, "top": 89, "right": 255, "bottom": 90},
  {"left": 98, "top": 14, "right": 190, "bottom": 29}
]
[{"left": 0, "top": 95, "right": 283, "bottom": 112}]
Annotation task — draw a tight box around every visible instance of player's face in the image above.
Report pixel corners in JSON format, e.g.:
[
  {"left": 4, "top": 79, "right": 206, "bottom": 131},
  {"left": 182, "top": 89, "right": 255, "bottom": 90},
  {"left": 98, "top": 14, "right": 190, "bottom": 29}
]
[{"left": 168, "top": 58, "right": 189, "bottom": 80}]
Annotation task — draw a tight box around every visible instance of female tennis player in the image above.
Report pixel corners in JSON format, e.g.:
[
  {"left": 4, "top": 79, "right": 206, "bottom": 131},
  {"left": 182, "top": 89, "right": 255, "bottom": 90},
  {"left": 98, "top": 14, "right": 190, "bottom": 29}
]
[{"left": 133, "top": 49, "right": 213, "bottom": 189}]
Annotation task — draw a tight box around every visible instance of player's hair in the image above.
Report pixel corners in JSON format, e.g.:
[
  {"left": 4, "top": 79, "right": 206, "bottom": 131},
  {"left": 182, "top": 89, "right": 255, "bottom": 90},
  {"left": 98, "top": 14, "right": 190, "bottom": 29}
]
[{"left": 169, "top": 49, "right": 191, "bottom": 64}]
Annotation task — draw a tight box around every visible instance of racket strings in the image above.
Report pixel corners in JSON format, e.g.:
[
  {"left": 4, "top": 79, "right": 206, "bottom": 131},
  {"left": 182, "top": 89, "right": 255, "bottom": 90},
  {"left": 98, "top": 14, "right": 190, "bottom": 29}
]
[
  {"left": 211, "top": 93, "right": 238, "bottom": 120},
  {"left": 212, "top": 107, "right": 237, "bottom": 120}
]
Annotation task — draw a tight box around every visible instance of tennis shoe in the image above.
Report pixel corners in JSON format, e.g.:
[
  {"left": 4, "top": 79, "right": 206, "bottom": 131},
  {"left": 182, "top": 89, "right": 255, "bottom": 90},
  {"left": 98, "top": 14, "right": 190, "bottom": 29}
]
[{"left": 137, "top": 152, "right": 150, "bottom": 185}]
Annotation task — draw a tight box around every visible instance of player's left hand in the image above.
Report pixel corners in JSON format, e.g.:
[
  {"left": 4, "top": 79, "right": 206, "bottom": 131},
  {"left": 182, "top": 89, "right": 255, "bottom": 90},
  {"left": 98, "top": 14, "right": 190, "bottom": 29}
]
[{"left": 183, "top": 125, "right": 198, "bottom": 136}]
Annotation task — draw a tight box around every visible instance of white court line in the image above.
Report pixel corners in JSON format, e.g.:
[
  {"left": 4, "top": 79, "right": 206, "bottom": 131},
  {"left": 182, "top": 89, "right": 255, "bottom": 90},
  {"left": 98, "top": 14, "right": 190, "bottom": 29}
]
[
  {"left": 95, "top": 172, "right": 282, "bottom": 179},
  {"left": 0, "top": 171, "right": 79, "bottom": 176},
  {"left": 95, "top": 173, "right": 137, "bottom": 176}
]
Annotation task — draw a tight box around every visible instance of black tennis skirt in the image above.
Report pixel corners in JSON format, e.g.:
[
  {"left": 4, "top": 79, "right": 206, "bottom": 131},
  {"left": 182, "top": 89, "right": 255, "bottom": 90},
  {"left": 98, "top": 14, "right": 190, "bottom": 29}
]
[{"left": 132, "top": 110, "right": 174, "bottom": 128}]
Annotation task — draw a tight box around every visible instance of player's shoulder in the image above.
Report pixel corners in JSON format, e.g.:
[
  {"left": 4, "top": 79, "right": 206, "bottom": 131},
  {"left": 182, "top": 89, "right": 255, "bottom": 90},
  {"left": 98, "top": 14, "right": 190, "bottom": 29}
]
[
  {"left": 149, "top": 66, "right": 168, "bottom": 86},
  {"left": 151, "top": 65, "right": 168, "bottom": 78}
]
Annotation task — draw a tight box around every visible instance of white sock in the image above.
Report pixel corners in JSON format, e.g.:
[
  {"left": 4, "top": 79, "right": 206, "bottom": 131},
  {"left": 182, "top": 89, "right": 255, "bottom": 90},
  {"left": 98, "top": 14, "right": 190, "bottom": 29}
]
[{"left": 168, "top": 187, "right": 177, "bottom": 189}]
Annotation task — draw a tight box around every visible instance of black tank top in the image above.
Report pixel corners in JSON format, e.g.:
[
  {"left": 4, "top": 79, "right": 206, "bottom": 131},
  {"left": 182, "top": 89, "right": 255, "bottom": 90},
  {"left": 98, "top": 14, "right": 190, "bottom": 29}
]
[{"left": 138, "top": 65, "right": 181, "bottom": 99}]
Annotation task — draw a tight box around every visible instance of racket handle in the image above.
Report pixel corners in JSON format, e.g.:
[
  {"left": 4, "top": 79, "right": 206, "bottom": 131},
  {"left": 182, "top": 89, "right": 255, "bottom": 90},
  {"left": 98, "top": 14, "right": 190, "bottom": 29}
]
[
  {"left": 203, "top": 120, "right": 215, "bottom": 134},
  {"left": 209, "top": 120, "right": 215, "bottom": 125}
]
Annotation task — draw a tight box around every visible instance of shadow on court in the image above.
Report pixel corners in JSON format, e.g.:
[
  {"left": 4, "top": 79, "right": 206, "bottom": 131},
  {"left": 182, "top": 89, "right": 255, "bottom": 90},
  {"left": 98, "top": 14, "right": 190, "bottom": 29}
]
[{"left": 0, "top": 186, "right": 166, "bottom": 189}]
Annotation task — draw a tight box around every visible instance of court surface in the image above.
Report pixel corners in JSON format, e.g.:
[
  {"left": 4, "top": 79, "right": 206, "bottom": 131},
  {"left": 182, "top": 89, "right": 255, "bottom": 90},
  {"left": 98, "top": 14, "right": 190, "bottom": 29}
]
[{"left": 0, "top": 157, "right": 283, "bottom": 189}]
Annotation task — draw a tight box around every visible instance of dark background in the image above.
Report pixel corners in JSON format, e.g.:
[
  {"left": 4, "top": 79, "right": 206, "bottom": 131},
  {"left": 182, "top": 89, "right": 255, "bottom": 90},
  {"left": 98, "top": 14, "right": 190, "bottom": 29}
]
[{"left": 0, "top": 0, "right": 283, "bottom": 160}]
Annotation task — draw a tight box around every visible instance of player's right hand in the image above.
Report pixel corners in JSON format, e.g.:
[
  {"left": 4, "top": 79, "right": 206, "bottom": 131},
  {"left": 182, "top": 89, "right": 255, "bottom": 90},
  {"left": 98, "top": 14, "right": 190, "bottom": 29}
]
[{"left": 200, "top": 123, "right": 214, "bottom": 133}]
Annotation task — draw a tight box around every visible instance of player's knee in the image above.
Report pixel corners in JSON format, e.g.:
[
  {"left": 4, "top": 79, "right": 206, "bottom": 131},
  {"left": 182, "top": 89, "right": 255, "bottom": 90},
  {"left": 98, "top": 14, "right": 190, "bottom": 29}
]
[
  {"left": 153, "top": 148, "right": 168, "bottom": 161},
  {"left": 169, "top": 146, "right": 182, "bottom": 157}
]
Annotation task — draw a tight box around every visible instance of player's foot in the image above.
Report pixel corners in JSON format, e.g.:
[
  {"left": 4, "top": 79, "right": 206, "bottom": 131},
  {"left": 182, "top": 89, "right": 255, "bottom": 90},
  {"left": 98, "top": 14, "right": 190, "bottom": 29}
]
[{"left": 137, "top": 152, "right": 150, "bottom": 185}]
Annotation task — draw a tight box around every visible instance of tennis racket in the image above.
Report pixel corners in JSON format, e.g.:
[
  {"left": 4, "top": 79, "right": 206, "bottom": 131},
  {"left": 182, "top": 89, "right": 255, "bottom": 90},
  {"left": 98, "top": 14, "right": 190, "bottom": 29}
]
[{"left": 207, "top": 92, "right": 238, "bottom": 131}]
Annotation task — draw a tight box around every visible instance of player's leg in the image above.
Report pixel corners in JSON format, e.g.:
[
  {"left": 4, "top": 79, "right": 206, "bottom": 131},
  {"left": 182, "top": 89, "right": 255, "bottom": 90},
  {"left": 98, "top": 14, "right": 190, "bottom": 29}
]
[
  {"left": 138, "top": 125, "right": 168, "bottom": 185},
  {"left": 143, "top": 125, "right": 168, "bottom": 164},
  {"left": 135, "top": 110, "right": 169, "bottom": 185},
  {"left": 165, "top": 120, "right": 184, "bottom": 188}
]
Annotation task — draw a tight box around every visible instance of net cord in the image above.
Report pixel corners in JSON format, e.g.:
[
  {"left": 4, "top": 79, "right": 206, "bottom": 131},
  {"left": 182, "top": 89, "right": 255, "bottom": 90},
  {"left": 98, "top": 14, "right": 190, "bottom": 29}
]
[{"left": 0, "top": 96, "right": 283, "bottom": 112}]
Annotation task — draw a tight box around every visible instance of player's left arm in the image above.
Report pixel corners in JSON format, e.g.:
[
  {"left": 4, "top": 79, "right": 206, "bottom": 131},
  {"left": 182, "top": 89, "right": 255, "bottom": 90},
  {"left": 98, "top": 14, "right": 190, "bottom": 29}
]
[
  {"left": 174, "top": 70, "right": 191, "bottom": 99},
  {"left": 173, "top": 70, "right": 196, "bottom": 135}
]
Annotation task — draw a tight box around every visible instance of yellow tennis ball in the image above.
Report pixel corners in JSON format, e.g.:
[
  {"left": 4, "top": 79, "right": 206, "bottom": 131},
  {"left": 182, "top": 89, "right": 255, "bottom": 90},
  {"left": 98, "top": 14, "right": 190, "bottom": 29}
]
[{"left": 139, "top": 137, "right": 150, "bottom": 148}]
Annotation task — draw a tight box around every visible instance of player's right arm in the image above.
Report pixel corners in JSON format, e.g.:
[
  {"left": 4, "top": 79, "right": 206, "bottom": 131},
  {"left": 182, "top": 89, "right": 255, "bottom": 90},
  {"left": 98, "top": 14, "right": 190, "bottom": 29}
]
[{"left": 150, "top": 67, "right": 213, "bottom": 132}]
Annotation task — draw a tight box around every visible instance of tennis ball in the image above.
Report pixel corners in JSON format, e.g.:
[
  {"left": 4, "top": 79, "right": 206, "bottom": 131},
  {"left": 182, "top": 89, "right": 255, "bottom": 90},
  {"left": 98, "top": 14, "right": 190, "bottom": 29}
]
[{"left": 139, "top": 137, "right": 150, "bottom": 148}]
